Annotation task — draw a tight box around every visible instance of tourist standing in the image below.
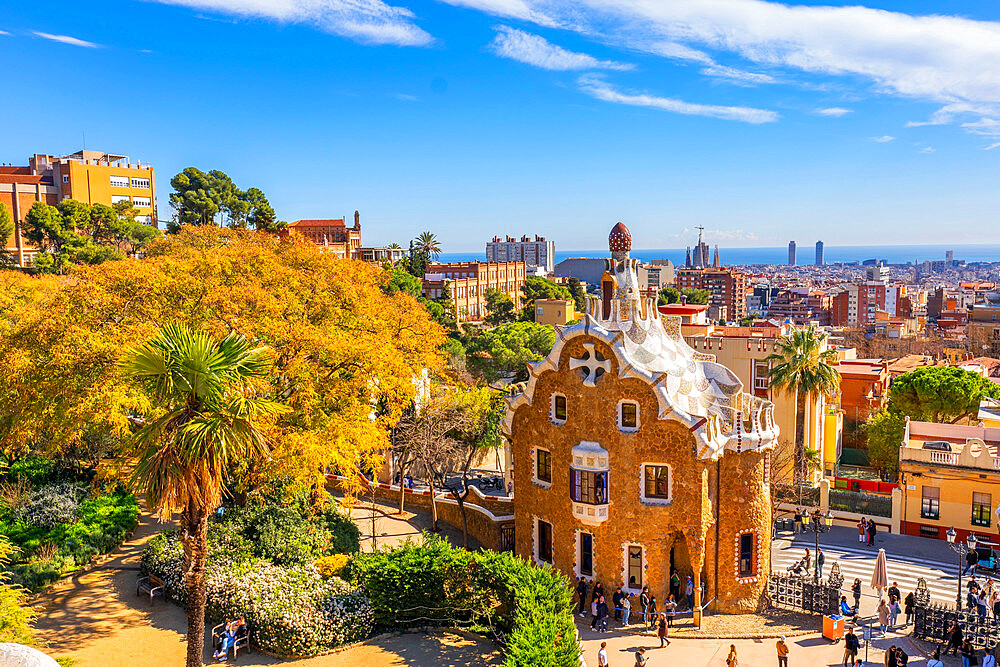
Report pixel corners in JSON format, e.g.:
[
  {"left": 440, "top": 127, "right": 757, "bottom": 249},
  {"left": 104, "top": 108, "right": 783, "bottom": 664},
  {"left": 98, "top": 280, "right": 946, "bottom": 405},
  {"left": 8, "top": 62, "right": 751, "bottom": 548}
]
[
  {"left": 885, "top": 644, "right": 897, "bottom": 667},
  {"left": 852, "top": 578, "right": 862, "bottom": 611},
  {"left": 657, "top": 614, "right": 670, "bottom": 648},
  {"left": 639, "top": 586, "right": 651, "bottom": 625},
  {"left": 927, "top": 647, "right": 945, "bottom": 667},
  {"left": 597, "top": 595, "right": 610, "bottom": 633},
  {"left": 802, "top": 549, "right": 812, "bottom": 573},
  {"left": 670, "top": 569, "right": 681, "bottom": 601},
  {"left": 843, "top": 627, "right": 859, "bottom": 666},
  {"left": 685, "top": 576, "right": 695, "bottom": 610},
  {"left": 776, "top": 636, "right": 789, "bottom": 667},
  {"left": 817, "top": 548, "right": 826, "bottom": 580},
  {"left": 961, "top": 639, "right": 978, "bottom": 667},
  {"left": 577, "top": 577, "right": 589, "bottom": 617},
  {"left": 945, "top": 620, "right": 963, "bottom": 655},
  {"left": 726, "top": 644, "right": 738, "bottom": 666},
  {"left": 594, "top": 581, "right": 605, "bottom": 605},
  {"left": 965, "top": 549, "right": 980, "bottom": 576},
  {"left": 858, "top": 517, "right": 867, "bottom": 543},
  {"left": 904, "top": 591, "right": 915, "bottom": 626},
  {"left": 877, "top": 599, "right": 890, "bottom": 635},
  {"left": 888, "top": 582, "right": 900, "bottom": 604},
  {"left": 647, "top": 595, "right": 658, "bottom": 629},
  {"left": 613, "top": 587, "right": 624, "bottom": 622},
  {"left": 664, "top": 594, "right": 677, "bottom": 628},
  {"left": 598, "top": 641, "right": 609, "bottom": 667},
  {"left": 635, "top": 648, "right": 648, "bottom": 667},
  {"left": 794, "top": 507, "right": 803, "bottom": 534},
  {"left": 889, "top": 597, "right": 901, "bottom": 628},
  {"left": 982, "top": 647, "right": 997, "bottom": 667},
  {"left": 868, "top": 519, "right": 877, "bottom": 546},
  {"left": 621, "top": 592, "right": 632, "bottom": 626}
]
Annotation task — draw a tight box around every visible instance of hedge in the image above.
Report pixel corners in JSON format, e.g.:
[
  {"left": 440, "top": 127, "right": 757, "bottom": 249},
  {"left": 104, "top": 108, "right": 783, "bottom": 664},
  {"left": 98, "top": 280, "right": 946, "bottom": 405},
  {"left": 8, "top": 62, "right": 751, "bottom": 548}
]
[{"left": 346, "top": 537, "right": 579, "bottom": 667}]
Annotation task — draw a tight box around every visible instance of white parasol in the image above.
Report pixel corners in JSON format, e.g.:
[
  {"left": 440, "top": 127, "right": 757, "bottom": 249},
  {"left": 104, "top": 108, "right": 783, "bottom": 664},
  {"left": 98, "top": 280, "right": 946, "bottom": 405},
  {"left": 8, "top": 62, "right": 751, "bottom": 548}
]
[{"left": 871, "top": 548, "right": 888, "bottom": 596}]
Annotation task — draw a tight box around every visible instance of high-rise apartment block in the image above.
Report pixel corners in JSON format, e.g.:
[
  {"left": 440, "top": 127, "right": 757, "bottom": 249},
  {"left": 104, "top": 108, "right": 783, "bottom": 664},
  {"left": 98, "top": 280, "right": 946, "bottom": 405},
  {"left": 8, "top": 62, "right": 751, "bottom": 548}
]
[
  {"left": 421, "top": 261, "right": 526, "bottom": 322},
  {"left": 830, "top": 282, "right": 911, "bottom": 327},
  {"left": 787, "top": 241, "right": 796, "bottom": 266},
  {"left": 815, "top": 241, "right": 824, "bottom": 266},
  {"left": 486, "top": 234, "right": 555, "bottom": 273},
  {"left": 675, "top": 266, "right": 749, "bottom": 321},
  {"left": 2, "top": 149, "right": 157, "bottom": 267}
]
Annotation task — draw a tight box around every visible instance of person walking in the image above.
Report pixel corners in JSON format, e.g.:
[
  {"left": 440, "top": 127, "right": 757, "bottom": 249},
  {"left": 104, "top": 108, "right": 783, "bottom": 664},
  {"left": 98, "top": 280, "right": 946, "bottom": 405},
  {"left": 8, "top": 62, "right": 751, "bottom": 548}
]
[
  {"left": 877, "top": 598, "right": 890, "bottom": 635},
  {"left": 657, "top": 614, "right": 670, "bottom": 648},
  {"left": 887, "top": 582, "right": 900, "bottom": 604},
  {"left": 613, "top": 587, "right": 624, "bottom": 622},
  {"left": 802, "top": 548, "right": 812, "bottom": 573},
  {"left": 965, "top": 549, "right": 980, "bottom": 576},
  {"left": 776, "top": 635, "right": 789, "bottom": 667},
  {"left": 843, "top": 627, "right": 859, "bottom": 666},
  {"left": 983, "top": 647, "right": 997, "bottom": 667},
  {"left": 621, "top": 591, "right": 632, "bottom": 626},
  {"left": 664, "top": 594, "right": 677, "bottom": 628},
  {"left": 817, "top": 548, "right": 826, "bottom": 580},
  {"left": 598, "top": 641, "right": 609, "bottom": 667},
  {"left": 927, "top": 647, "right": 945, "bottom": 667},
  {"left": 635, "top": 648, "right": 648, "bottom": 667},
  {"left": 577, "top": 577, "right": 589, "bottom": 617},
  {"left": 726, "top": 644, "right": 738, "bottom": 666},
  {"left": 852, "top": 578, "right": 862, "bottom": 611},
  {"left": 904, "top": 591, "right": 916, "bottom": 626},
  {"left": 858, "top": 517, "right": 867, "bottom": 543},
  {"left": 647, "top": 595, "right": 658, "bottom": 629},
  {"left": 961, "top": 639, "right": 978, "bottom": 667},
  {"left": 685, "top": 576, "right": 695, "bottom": 610},
  {"left": 639, "top": 586, "right": 651, "bottom": 626},
  {"left": 945, "top": 620, "right": 963, "bottom": 655}
]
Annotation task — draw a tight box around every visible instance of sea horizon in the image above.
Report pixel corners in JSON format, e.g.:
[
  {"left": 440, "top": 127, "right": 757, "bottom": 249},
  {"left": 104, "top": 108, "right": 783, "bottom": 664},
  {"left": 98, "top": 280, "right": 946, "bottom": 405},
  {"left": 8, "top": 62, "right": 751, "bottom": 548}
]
[{"left": 436, "top": 243, "right": 1000, "bottom": 267}]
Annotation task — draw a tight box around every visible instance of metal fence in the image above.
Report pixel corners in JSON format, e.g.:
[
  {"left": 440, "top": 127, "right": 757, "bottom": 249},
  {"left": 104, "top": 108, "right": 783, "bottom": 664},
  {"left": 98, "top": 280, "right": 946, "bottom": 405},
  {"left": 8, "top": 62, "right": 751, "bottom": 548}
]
[
  {"left": 773, "top": 483, "right": 821, "bottom": 507},
  {"left": 912, "top": 578, "right": 1000, "bottom": 652},
  {"left": 767, "top": 563, "right": 843, "bottom": 615},
  {"left": 828, "top": 489, "right": 893, "bottom": 517},
  {"left": 499, "top": 523, "right": 514, "bottom": 552}
]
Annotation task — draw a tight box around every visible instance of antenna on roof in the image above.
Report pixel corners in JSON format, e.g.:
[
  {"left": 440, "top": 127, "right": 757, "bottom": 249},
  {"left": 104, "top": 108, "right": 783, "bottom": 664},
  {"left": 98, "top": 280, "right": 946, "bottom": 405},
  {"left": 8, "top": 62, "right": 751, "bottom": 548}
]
[{"left": 83, "top": 131, "right": 86, "bottom": 150}]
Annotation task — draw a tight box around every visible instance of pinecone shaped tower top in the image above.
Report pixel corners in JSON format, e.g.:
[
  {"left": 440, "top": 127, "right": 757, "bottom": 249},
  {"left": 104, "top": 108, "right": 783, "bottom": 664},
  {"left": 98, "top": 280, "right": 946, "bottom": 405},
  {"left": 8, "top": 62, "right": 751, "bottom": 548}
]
[{"left": 608, "top": 221, "right": 632, "bottom": 257}]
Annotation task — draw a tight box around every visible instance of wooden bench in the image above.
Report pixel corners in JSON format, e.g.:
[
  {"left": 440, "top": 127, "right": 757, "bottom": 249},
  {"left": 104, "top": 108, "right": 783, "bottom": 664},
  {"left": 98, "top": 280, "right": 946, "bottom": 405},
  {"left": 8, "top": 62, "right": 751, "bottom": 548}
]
[
  {"left": 212, "top": 623, "right": 250, "bottom": 659},
  {"left": 136, "top": 574, "right": 165, "bottom": 605}
]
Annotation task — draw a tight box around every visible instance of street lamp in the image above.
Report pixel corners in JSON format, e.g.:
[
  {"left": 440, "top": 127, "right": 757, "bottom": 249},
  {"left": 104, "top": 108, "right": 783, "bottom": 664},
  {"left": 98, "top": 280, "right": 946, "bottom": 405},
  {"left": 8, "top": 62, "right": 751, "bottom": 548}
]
[
  {"left": 946, "top": 527, "right": 978, "bottom": 609},
  {"left": 801, "top": 509, "right": 835, "bottom": 582}
]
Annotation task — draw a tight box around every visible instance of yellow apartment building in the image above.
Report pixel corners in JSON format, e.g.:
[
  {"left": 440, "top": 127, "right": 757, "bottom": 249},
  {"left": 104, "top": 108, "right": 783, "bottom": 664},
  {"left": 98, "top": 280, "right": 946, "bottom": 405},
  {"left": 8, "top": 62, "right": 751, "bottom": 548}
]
[
  {"left": 31, "top": 150, "right": 157, "bottom": 226},
  {"left": 900, "top": 418, "right": 1000, "bottom": 543},
  {"left": 533, "top": 298, "right": 575, "bottom": 326}
]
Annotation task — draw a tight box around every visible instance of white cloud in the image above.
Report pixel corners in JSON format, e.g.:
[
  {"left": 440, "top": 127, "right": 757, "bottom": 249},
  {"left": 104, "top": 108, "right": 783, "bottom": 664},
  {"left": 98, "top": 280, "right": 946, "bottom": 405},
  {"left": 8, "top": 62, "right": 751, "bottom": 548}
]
[
  {"left": 578, "top": 74, "right": 779, "bottom": 124},
  {"left": 871, "top": 135, "right": 894, "bottom": 142},
  {"left": 395, "top": 93, "right": 418, "bottom": 101},
  {"left": 441, "top": 0, "right": 1000, "bottom": 132},
  {"left": 962, "top": 117, "right": 1000, "bottom": 138},
  {"left": 701, "top": 65, "right": 776, "bottom": 86},
  {"left": 0, "top": 30, "right": 10, "bottom": 36},
  {"left": 33, "top": 31, "right": 100, "bottom": 48},
  {"left": 815, "top": 107, "right": 852, "bottom": 117},
  {"left": 919, "top": 146, "right": 935, "bottom": 153},
  {"left": 647, "top": 41, "right": 713, "bottom": 65},
  {"left": 985, "top": 142, "right": 1000, "bottom": 151},
  {"left": 490, "top": 26, "right": 631, "bottom": 71},
  {"left": 154, "top": 0, "right": 432, "bottom": 46}
]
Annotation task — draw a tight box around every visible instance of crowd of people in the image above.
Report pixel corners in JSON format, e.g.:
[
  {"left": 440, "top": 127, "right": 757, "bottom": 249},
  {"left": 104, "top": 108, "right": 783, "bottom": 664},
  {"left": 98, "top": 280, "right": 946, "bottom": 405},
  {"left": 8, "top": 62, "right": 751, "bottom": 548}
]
[{"left": 576, "top": 571, "right": 703, "bottom": 635}]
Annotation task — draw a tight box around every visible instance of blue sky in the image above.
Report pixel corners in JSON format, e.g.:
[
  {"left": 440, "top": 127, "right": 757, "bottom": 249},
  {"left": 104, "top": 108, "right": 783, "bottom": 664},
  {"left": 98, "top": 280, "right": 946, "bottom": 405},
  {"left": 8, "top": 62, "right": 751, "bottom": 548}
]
[{"left": 2, "top": 0, "right": 999, "bottom": 252}]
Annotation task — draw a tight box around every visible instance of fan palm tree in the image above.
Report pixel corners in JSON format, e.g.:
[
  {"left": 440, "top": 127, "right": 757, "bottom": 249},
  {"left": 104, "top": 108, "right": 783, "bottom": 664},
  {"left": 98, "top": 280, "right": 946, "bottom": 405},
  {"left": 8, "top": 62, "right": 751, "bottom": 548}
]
[
  {"left": 766, "top": 326, "right": 840, "bottom": 483},
  {"left": 387, "top": 242, "right": 402, "bottom": 250},
  {"left": 413, "top": 231, "right": 442, "bottom": 259},
  {"left": 122, "top": 323, "right": 287, "bottom": 667}
]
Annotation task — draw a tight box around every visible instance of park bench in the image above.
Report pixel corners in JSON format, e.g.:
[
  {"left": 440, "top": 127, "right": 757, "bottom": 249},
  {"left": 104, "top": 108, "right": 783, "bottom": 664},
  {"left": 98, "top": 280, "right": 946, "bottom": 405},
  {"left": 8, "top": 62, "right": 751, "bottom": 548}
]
[
  {"left": 212, "top": 623, "right": 250, "bottom": 659},
  {"left": 136, "top": 574, "right": 165, "bottom": 605}
]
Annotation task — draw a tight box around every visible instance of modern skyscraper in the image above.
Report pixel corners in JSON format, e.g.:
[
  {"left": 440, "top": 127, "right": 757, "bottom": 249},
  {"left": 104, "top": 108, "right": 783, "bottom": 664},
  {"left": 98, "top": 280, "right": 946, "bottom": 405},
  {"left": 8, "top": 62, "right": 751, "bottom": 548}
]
[
  {"left": 788, "top": 241, "right": 796, "bottom": 266},
  {"left": 815, "top": 241, "right": 824, "bottom": 266},
  {"left": 486, "top": 234, "right": 555, "bottom": 273},
  {"left": 945, "top": 250, "right": 954, "bottom": 266}
]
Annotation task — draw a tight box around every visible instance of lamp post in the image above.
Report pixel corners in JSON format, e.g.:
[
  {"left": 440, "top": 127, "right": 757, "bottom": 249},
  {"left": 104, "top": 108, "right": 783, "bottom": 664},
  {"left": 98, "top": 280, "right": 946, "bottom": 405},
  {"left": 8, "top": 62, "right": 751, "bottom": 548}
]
[
  {"left": 946, "top": 527, "right": 978, "bottom": 609},
  {"left": 802, "top": 509, "right": 835, "bottom": 583}
]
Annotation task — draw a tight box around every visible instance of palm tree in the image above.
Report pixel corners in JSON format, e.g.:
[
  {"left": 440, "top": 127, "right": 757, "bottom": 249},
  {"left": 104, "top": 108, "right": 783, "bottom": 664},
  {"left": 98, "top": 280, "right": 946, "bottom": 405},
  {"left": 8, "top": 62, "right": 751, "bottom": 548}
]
[
  {"left": 122, "top": 323, "right": 287, "bottom": 667},
  {"left": 387, "top": 242, "right": 402, "bottom": 250},
  {"left": 766, "top": 326, "right": 840, "bottom": 484},
  {"left": 413, "top": 231, "right": 442, "bottom": 259}
]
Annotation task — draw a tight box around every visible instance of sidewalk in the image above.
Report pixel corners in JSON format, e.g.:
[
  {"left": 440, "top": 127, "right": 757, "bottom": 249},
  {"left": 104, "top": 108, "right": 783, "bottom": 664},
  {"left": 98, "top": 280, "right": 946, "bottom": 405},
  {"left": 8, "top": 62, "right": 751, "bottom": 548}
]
[{"left": 776, "top": 524, "right": 967, "bottom": 566}]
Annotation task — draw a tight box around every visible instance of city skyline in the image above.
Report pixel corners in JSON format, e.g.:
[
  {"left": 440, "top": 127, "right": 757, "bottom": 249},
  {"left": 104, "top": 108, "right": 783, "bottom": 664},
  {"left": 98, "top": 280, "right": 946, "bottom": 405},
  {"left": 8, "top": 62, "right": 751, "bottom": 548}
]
[{"left": 2, "top": 0, "right": 999, "bottom": 251}]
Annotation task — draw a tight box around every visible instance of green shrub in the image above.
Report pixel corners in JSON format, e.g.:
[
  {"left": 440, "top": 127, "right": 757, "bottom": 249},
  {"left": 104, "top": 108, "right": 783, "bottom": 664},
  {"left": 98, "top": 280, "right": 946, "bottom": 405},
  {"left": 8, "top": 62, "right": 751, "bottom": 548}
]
[
  {"left": 321, "top": 506, "right": 361, "bottom": 554},
  {"left": 347, "top": 537, "right": 579, "bottom": 667}
]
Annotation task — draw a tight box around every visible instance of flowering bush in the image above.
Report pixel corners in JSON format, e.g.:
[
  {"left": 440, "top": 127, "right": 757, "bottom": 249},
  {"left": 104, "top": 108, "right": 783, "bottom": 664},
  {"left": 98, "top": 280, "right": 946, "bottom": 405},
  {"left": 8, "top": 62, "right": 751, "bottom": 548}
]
[
  {"left": 315, "top": 554, "right": 350, "bottom": 578},
  {"left": 19, "top": 482, "right": 88, "bottom": 529}
]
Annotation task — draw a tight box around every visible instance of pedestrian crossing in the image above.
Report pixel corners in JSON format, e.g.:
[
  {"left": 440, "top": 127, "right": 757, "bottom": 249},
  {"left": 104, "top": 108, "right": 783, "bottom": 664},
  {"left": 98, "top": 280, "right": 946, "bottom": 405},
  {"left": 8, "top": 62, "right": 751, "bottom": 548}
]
[{"left": 771, "top": 541, "right": 984, "bottom": 609}]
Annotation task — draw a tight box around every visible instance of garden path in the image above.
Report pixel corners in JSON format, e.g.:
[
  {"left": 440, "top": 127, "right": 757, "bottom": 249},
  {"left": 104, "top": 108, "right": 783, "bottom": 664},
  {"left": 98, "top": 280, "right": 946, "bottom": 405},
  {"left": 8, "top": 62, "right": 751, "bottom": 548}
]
[{"left": 29, "top": 508, "right": 497, "bottom": 666}]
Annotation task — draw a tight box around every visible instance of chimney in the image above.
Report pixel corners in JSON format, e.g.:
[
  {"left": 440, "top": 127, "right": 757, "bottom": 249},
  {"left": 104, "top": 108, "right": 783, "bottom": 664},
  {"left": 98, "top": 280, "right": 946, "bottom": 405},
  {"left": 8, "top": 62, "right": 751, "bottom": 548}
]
[{"left": 681, "top": 294, "right": 688, "bottom": 305}]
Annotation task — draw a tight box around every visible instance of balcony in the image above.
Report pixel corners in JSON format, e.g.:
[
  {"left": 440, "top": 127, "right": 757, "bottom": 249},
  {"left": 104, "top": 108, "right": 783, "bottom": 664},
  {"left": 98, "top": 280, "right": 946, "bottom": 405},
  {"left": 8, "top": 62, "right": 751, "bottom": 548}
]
[{"left": 570, "top": 441, "right": 609, "bottom": 526}]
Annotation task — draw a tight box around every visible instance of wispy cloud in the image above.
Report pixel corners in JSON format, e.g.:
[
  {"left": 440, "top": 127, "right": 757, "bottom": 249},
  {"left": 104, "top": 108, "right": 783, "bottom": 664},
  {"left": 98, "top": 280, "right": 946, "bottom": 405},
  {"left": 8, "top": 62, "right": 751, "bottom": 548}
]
[
  {"left": 962, "top": 117, "right": 1000, "bottom": 138},
  {"left": 578, "top": 75, "right": 779, "bottom": 124},
  {"left": 441, "top": 0, "right": 1000, "bottom": 135},
  {"left": 490, "top": 26, "right": 631, "bottom": 71},
  {"left": 919, "top": 146, "right": 935, "bottom": 153},
  {"left": 701, "top": 65, "right": 776, "bottom": 86},
  {"left": 815, "top": 107, "right": 852, "bottom": 117},
  {"left": 33, "top": 31, "right": 100, "bottom": 48},
  {"left": 0, "top": 30, "right": 10, "bottom": 36},
  {"left": 871, "top": 135, "right": 895, "bottom": 142},
  {"left": 153, "top": 0, "right": 432, "bottom": 46},
  {"left": 985, "top": 142, "right": 1000, "bottom": 151},
  {"left": 395, "top": 93, "right": 418, "bottom": 101}
]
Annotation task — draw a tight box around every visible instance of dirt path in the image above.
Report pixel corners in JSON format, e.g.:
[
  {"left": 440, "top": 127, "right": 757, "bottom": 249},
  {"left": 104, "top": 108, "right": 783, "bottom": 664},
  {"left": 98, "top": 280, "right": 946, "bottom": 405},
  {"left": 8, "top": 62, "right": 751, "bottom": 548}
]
[{"left": 30, "top": 510, "right": 498, "bottom": 666}]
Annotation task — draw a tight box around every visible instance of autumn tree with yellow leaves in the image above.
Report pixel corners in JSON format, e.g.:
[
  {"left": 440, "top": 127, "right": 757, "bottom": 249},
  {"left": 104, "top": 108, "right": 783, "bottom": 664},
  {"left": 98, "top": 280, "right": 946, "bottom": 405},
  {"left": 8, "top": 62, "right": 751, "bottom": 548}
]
[{"left": 0, "top": 226, "right": 445, "bottom": 496}]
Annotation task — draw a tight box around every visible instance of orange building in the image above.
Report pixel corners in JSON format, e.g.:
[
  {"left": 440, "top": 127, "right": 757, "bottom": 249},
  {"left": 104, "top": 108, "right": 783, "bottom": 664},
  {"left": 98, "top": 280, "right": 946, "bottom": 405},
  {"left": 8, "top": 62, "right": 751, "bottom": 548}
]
[
  {"left": 421, "top": 261, "right": 526, "bottom": 322},
  {"left": 834, "top": 358, "right": 890, "bottom": 424},
  {"left": 1, "top": 149, "right": 156, "bottom": 267},
  {"left": 284, "top": 210, "right": 362, "bottom": 259},
  {"left": 675, "top": 266, "right": 749, "bottom": 321}
]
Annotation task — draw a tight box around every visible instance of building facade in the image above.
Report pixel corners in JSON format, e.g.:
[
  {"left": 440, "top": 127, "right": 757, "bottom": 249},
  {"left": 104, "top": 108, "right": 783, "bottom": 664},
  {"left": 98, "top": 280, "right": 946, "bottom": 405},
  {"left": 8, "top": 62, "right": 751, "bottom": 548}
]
[
  {"left": 815, "top": 241, "right": 824, "bottom": 266},
  {"left": 2, "top": 150, "right": 157, "bottom": 267},
  {"left": 506, "top": 222, "right": 779, "bottom": 614},
  {"left": 899, "top": 419, "right": 1000, "bottom": 543},
  {"left": 835, "top": 359, "right": 890, "bottom": 425},
  {"left": 676, "top": 267, "right": 749, "bottom": 321},
  {"left": 534, "top": 298, "right": 576, "bottom": 326},
  {"left": 968, "top": 304, "right": 1000, "bottom": 356},
  {"left": 487, "top": 234, "right": 555, "bottom": 273},
  {"left": 422, "top": 261, "right": 526, "bottom": 322},
  {"left": 830, "top": 282, "right": 912, "bottom": 327},
  {"left": 788, "top": 241, "right": 796, "bottom": 266},
  {"left": 285, "top": 210, "right": 362, "bottom": 258}
]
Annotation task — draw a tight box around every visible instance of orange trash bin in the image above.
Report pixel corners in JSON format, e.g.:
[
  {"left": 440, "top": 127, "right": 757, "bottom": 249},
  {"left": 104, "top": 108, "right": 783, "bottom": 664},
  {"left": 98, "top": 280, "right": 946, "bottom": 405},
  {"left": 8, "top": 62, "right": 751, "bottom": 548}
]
[{"left": 823, "top": 614, "right": 845, "bottom": 641}]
